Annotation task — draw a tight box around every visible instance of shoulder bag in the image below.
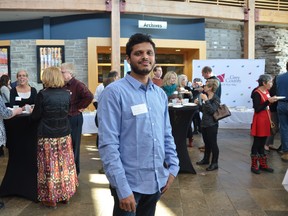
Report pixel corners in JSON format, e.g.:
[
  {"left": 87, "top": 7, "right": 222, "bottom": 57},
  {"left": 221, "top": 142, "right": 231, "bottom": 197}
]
[{"left": 213, "top": 101, "right": 231, "bottom": 121}]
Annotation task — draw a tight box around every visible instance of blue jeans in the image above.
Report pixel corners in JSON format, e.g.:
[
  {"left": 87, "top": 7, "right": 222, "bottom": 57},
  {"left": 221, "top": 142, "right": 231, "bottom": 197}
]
[
  {"left": 277, "top": 102, "right": 288, "bottom": 152},
  {"left": 111, "top": 187, "right": 161, "bottom": 216}
]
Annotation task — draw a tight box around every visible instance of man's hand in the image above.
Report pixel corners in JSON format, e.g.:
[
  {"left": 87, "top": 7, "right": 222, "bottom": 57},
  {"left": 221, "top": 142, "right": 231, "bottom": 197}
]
[
  {"left": 119, "top": 194, "right": 137, "bottom": 213},
  {"left": 161, "top": 174, "right": 175, "bottom": 194}
]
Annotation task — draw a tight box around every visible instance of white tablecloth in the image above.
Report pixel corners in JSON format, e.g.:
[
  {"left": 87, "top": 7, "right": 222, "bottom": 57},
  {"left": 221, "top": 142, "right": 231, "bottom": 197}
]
[
  {"left": 82, "top": 111, "right": 98, "bottom": 134},
  {"left": 219, "top": 108, "right": 254, "bottom": 129}
]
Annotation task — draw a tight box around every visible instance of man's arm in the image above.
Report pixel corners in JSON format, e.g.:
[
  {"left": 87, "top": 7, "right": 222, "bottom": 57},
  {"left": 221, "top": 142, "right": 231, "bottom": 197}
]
[
  {"left": 77, "top": 81, "right": 93, "bottom": 110},
  {"left": 97, "top": 86, "right": 133, "bottom": 200}
]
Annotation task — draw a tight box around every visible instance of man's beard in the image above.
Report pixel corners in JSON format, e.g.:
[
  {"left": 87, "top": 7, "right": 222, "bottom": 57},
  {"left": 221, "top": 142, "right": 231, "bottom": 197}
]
[{"left": 130, "top": 62, "right": 155, "bottom": 76}]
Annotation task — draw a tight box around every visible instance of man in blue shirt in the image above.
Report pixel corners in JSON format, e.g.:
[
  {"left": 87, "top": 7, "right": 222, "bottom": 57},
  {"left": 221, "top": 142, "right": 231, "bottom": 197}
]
[
  {"left": 97, "top": 33, "right": 179, "bottom": 215},
  {"left": 276, "top": 62, "right": 288, "bottom": 162}
]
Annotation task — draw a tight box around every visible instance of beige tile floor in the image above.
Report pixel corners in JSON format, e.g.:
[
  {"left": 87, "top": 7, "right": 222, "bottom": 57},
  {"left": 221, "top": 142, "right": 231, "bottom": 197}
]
[{"left": 0, "top": 129, "right": 288, "bottom": 216}]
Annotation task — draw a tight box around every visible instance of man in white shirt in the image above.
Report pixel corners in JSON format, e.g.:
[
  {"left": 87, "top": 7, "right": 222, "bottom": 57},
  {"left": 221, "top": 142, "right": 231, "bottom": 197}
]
[{"left": 93, "top": 83, "right": 104, "bottom": 108}]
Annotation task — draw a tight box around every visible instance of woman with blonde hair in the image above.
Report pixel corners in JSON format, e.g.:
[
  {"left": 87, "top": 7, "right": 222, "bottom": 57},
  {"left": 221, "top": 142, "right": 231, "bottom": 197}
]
[
  {"left": 195, "top": 79, "right": 221, "bottom": 171},
  {"left": 31, "top": 66, "right": 78, "bottom": 208},
  {"left": 177, "top": 74, "right": 193, "bottom": 100},
  {"left": 162, "top": 71, "right": 178, "bottom": 100},
  {"left": 10, "top": 70, "right": 37, "bottom": 108},
  {"left": 177, "top": 74, "right": 194, "bottom": 147}
]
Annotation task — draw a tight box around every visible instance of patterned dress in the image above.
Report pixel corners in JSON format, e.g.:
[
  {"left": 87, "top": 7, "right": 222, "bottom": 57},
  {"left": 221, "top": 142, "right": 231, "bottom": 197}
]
[{"left": 37, "top": 135, "right": 78, "bottom": 202}]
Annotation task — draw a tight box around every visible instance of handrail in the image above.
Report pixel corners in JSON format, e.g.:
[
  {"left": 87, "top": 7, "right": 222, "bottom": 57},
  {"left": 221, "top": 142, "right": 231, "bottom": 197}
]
[
  {"left": 168, "top": 0, "right": 288, "bottom": 11},
  {"left": 188, "top": 0, "right": 245, "bottom": 7}
]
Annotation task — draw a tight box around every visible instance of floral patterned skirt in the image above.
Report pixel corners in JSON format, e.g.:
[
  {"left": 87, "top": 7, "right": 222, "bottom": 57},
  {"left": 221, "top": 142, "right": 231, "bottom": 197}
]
[{"left": 37, "top": 135, "right": 78, "bottom": 202}]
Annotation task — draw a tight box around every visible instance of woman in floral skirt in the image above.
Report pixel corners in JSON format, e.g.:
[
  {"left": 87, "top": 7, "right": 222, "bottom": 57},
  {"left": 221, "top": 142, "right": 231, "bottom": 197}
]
[{"left": 31, "top": 66, "right": 78, "bottom": 208}]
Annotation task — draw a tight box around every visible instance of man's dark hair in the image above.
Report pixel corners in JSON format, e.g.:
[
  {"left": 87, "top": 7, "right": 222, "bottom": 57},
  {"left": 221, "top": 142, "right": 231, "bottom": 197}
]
[
  {"left": 126, "top": 33, "right": 156, "bottom": 57},
  {"left": 202, "top": 66, "right": 212, "bottom": 74},
  {"left": 108, "top": 70, "right": 118, "bottom": 78}
]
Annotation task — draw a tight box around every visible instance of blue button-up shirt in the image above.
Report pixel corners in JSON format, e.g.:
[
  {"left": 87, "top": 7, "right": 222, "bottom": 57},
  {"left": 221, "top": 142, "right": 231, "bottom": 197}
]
[{"left": 98, "top": 74, "right": 179, "bottom": 199}]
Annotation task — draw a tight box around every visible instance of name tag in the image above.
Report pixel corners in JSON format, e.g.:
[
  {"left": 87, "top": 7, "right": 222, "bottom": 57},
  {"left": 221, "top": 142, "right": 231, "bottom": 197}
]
[
  {"left": 131, "top": 103, "right": 148, "bottom": 116},
  {"left": 15, "top": 96, "right": 21, "bottom": 101}
]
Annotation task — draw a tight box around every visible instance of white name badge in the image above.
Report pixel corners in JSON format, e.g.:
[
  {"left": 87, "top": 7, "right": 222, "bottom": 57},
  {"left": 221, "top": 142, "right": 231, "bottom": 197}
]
[
  {"left": 15, "top": 96, "right": 21, "bottom": 101},
  {"left": 131, "top": 103, "right": 148, "bottom": 116}
]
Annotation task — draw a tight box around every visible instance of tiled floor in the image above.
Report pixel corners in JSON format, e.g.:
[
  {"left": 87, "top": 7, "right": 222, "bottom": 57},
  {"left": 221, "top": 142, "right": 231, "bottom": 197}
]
[{"left": 0, "top": 129, "right": 288, "bottom": 216}]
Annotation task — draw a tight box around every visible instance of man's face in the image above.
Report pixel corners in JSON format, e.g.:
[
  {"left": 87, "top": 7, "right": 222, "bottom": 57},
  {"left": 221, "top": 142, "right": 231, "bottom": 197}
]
[
  {"left": 154, "top": 67, "right": 163, "bottom": 78},
  {"left": 127, "top": 42, "right": 155, "bottom": 76},
  {"left": 202, "top": 71, "right": 210, "bottom": 79},
  {"left": 61, "top": 67, "right": 72, "bottom": 82}
]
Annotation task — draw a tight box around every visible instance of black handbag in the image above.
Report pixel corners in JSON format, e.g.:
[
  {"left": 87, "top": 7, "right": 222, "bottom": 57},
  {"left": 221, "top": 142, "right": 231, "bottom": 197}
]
[{"left": 213, "top": 103, "right": 231, "bottom": 121}]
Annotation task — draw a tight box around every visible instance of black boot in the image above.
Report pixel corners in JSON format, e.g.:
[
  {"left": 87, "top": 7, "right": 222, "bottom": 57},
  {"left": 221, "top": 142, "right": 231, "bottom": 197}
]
[
  {"left": 196, "top": 150, "right": 210, "bottom": 165},
  {"left": 196, "top": 158, "right": 209, "bottom": 165},
  {"left": 206, "top": 163, "right": 218, "bottom": 171}
]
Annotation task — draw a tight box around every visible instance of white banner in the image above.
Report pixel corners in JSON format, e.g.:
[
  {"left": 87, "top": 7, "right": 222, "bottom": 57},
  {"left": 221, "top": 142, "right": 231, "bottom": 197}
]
[{"left": 192, "top": 59, "right": 265, "bottom": 108}]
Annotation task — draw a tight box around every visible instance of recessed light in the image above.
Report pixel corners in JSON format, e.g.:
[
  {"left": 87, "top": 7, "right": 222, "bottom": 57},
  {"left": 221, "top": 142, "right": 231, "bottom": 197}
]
[{"left": 175, "top": 49, "right": 181, "bottom": 52}]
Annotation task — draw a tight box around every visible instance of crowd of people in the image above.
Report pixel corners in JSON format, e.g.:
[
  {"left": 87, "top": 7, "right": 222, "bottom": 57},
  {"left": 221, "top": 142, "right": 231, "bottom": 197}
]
[
  {"left": 0, "top": 63, "right": 93, "bottom": 209},
  {"left": 0, "top": 33, "right": 288, "bottom": 215}
]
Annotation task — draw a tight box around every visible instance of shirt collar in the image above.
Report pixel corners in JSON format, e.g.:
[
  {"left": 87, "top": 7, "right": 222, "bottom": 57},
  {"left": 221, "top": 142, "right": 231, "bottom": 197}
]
[
  {"left": 125, "top": 73, "right": 155, "bottom": 91},
  {"left": 66, "top": 77, "right": 75, "bottom": 86}
]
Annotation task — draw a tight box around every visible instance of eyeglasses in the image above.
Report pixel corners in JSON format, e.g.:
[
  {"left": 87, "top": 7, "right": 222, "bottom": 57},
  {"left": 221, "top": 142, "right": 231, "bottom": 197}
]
[{"left": 17, "top": 74, "right": 27, "bottom": 77}]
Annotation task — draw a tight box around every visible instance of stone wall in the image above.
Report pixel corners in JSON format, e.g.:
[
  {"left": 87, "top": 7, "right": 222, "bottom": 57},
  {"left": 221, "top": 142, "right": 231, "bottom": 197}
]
[
  {"left": 255, "top": 26, "right": 288, "bottom": 76},
  {"left": 10, "top": 39, "right": 88, "bottom": 91},
  {"left": 206, "top": 21, "right": 288, "bottom": 76},
  {"left": 205, "top": 22, "right": 243, "bottom": 59},
  {"left": 10, "top": 40, "right": 38, "bottom": 88}
]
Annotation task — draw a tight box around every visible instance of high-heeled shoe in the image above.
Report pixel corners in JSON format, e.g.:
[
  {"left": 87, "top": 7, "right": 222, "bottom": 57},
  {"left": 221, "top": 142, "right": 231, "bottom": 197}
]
[
  {"left": 206, "top": 163, "right": 218, "bottom": 171},
  {"left": 61, "top": 200, "right": 70, "bottom": 205}
]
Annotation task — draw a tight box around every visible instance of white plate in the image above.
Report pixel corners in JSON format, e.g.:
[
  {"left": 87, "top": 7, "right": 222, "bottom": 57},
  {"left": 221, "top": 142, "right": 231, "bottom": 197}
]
[
  {"left": 172, "top": 104, "right": 183, "bottom": 108},
  {"left": 276, "top": 96, "right": 286, "bottom": 100},
  {"left": 183, "top": 103, "right": 197, "bottom": 106}
]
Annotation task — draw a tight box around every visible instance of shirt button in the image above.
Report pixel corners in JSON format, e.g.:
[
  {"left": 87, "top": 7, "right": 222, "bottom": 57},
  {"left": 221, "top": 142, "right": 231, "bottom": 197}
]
[{"left": 154, "top": 139, "right": 157, "bottom": 141}]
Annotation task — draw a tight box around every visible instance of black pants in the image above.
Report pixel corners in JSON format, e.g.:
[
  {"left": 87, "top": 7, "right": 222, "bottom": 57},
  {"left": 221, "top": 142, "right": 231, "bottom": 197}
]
[
  {"left": 251, "top": 136, "right": 267, "bottom": 155},
  {"left": 193, "top": 111, "right": 201, "bottom": 132},
  {"left": 110, "top": 187, "right": 161, "bottom": 216},
  {"left": 69, "top": 113, "right": 83, "bottom": 175},
  {"left": 202, "top": 124, "right": 219, "bottom": 163}
]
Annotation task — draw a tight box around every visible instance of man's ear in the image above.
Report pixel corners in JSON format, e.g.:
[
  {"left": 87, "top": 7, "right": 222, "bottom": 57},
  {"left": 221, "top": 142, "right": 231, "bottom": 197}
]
[{"left": 126, "top": 55, "right": 130, "bottom": 64}]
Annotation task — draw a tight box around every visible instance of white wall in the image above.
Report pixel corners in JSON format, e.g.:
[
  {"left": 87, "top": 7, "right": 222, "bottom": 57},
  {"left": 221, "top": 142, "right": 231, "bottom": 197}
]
[{"left": 192, "top": 59, "right": 265, "bottom": 108}]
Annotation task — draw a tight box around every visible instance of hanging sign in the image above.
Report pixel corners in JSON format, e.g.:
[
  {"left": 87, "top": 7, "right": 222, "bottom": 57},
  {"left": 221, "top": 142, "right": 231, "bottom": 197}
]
[{"left": 138, "top": 20, "right": 167, "bottom": 29}]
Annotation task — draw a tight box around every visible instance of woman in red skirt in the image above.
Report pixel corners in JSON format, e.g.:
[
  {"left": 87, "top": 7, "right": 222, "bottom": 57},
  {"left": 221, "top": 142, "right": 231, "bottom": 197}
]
[{"left": 250, "top": 74, "right": 278, "bottom": 174}]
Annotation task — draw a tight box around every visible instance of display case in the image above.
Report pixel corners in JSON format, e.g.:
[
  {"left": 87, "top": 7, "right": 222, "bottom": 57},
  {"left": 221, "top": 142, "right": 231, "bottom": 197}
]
[
  {"left": 0, "top": 46, "right": 11, "bottom": 77},
  {"left": 36, "top": 46, "right": 65, "bottom": 83}
]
